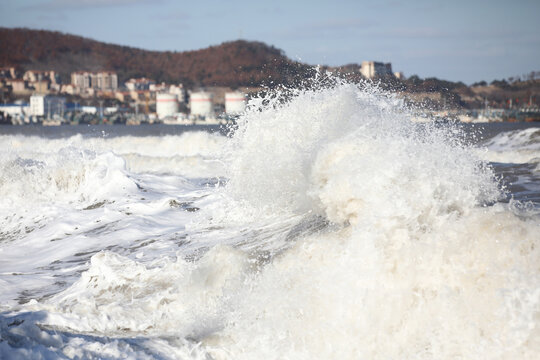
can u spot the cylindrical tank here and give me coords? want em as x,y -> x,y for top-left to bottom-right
190,92 -> 213,116
156,93 -> 178,119
225,92 -> 246,114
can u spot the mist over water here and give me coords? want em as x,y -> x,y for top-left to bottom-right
1,81 -> 539,359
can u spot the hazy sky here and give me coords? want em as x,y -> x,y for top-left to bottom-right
1,0 -> 539,84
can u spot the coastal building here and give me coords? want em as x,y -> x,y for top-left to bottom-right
0,103 -> 29,118
0,102 -> 30,124
23,70 -> 41,82
115,91 -> 132,103
71,71 -> 95,89
85,88 -> 96,97
81,106 -> 97,114
0,67 -> 18,79
129,90 -> 151,103
169,84 -> 186,103
225,91 -> 246,114
149,82 -> 168,93
32,80 -> 50,93
360,61 -> 393,79
71,71 -> 118,91
5,79 -> 27,93
23,70 -> 59,84
49,83 -> 61,92
60,84 -> 78,95
96,72 -> 118,91
125,78 -> 155,91
29,94 -> 65,118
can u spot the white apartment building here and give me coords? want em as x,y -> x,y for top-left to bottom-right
71,71 -> 94,89
71,71 -> 118,91
96,72 -> 118,91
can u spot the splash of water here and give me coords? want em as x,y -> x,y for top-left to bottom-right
2,79 -> 539,359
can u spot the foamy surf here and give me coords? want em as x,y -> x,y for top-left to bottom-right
480,127 -> 540,163
1,81 -> 539,359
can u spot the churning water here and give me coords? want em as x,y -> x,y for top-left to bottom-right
1,82 -> 539,359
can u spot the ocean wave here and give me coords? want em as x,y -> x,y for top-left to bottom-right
0,148 -> 137,206
219,82 -> 499,229
480,127 -> 540,163
2,80 -> 539,359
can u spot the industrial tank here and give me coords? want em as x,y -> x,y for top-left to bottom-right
225,92 -> 246,114
156,93 -> 178,119
190,92 -> 213,117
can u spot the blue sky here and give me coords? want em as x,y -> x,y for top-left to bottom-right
1,0 -> 539,84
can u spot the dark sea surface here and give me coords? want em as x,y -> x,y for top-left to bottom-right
0,123 -> 226,138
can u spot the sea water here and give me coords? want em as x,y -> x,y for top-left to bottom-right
0,82 -> 539,359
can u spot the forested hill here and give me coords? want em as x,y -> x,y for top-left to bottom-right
0,28 -> 311,87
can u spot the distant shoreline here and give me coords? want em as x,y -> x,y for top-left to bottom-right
0,122 -> 538,142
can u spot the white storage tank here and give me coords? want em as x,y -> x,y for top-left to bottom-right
225,92 -> 246,114
156,93 -> 178,119
190,92 -> 213,116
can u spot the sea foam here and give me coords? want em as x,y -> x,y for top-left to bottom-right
1,80 -> 539,359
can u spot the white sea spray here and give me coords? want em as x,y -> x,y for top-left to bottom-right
0,81 -> 539,359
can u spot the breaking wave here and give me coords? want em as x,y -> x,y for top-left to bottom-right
1,80 -> 539,359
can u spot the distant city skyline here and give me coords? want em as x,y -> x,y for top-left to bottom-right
1,0 -> 539,84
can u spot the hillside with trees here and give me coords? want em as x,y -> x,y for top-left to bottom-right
1,28 -> 538,110
0,28 -> 312,88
